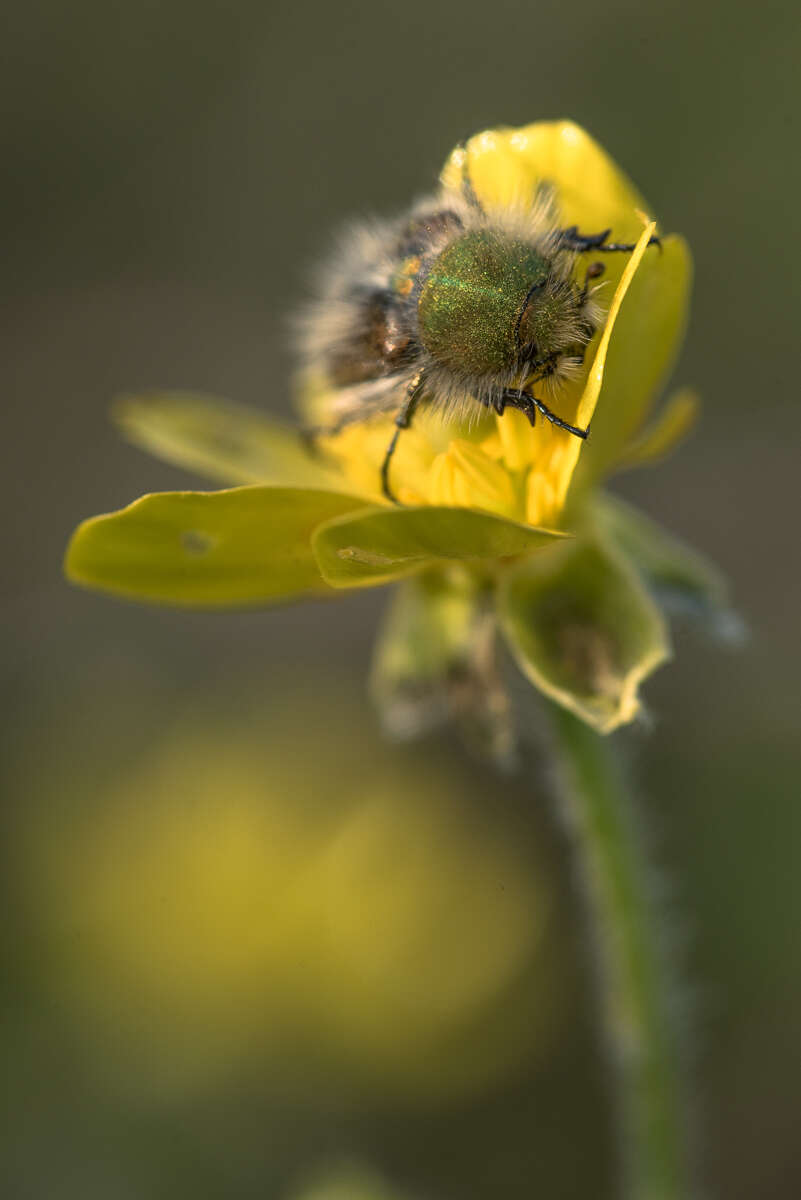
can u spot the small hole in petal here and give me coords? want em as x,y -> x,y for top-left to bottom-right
181,529 -> 217,555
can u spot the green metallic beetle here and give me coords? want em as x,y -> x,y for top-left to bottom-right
297,146 -> 659,500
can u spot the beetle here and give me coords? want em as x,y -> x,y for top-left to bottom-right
297,146 -> 659,500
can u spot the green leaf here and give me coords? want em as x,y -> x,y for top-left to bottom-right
65,486 -> 366,607
596,493 -> 741,638
573,235 -> 693,493
114,391 -> 350,490
312,505 -> 568,589
497,531 -> 671,733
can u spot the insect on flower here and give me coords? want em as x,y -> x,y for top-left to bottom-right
65,119 -> 719,734
297,142 -> 661,501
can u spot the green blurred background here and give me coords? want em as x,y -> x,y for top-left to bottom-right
2,2 -> 800,1197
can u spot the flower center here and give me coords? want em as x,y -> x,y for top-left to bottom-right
318,405 -> 578,529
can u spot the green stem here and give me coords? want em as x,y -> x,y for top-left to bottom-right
547,702 -> 693,1200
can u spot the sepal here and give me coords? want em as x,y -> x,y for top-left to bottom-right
596,493 -> 742,641
370,570 -> 515,766
497,528 -> 671,733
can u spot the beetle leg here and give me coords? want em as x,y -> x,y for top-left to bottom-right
496,388 -> 589,439
380,371 -> 427,502
558,224 -> 662,254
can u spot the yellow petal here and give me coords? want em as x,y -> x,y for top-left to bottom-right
493,407 -> 537,473
577,221 -> 656,431
573,234 -> 693,490
440,121 -> 647,238
64,486 -> 366,607
114,391 -> 346,491
441,440 -> 518,516
317,418 -> 437,505
549,220 -> 656,515
525,467 -> 562,528
427,451 -> 464,508
312,505 -> 568,590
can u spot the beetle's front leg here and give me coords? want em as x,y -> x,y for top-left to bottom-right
380,371 -> 427,502
494,389 -> 589,440
558,224 -> 662,254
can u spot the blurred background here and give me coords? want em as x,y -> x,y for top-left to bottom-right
2,2 -> 800,1197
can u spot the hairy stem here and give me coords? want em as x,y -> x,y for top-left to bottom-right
547,703 -> 693,1200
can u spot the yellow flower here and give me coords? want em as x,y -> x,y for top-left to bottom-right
64,122 -> 731,738
307,225 -> 644,529
299,123 -> 687,528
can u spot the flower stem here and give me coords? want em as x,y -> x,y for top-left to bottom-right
546,702 -> 693,1200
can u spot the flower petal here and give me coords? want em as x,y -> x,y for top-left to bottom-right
497,531 -> 671,733
596,494 -> 741,640
115,391 -> 350,490
65,486 -> 366,607
428,439 -> 518,516
573,234 -> 693,491
529,219 -> 657,522
440,122 -> 647,237
312,506 -> 568,589
555,220 -> 657,508
310,414 -> 441,506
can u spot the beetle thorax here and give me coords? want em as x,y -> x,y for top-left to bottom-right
417,231 -> 551,377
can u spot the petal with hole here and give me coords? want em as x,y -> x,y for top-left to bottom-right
65,486 -> 367,607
